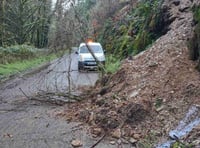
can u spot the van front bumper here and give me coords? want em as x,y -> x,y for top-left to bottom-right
78,61 -> 105,70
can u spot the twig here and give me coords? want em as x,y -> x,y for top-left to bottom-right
37,92 -> 82,101
90,133 -> 106,148
30,91 -> 83,105
19,88 -> 31,99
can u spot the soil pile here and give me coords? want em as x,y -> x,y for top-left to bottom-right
59,0 -> 200,146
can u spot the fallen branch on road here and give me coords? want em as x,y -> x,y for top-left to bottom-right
19,88 -> 83,106
90,133 -> 106,148
19,88 -> 31,99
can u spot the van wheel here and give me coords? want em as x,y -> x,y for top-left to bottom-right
78,64 -> 82,72
78,66 -> 81,72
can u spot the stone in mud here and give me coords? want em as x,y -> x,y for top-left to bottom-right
112,128 -> 121,139
92,128 -> 102,136
129,137 -> 137,144
71,139 -> 82,147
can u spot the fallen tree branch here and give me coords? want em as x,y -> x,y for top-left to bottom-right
37,92 -> 82,101
19,88 -> 31,100
19,87 -> 83,105
31,91 -> 83,105
30,97 -> 68,105
90,133 -> 106,148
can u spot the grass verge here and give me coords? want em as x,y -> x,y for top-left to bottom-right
0,54 -> 57,78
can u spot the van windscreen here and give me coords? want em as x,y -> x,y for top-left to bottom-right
80,45 -> 103,53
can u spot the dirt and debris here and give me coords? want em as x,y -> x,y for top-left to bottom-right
56,0 -> 200,147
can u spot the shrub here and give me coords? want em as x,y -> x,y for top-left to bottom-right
98,0 -> 164,59
0,45 -> 37,64
105,55 -> 121,74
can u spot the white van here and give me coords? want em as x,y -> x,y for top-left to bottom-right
76,42 -> 105,71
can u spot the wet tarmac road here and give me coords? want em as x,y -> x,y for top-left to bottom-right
0,54 -> 131,148
0,53 -> 99,99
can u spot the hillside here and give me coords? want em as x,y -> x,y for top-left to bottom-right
59,0 -> 200,147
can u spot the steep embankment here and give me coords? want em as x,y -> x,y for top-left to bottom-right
60,0 -> 200,146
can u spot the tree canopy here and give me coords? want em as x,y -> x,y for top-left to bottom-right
0,0 -> 51,48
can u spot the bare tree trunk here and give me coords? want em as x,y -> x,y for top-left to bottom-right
0,0 -> 5,46
67,49 -> 72,93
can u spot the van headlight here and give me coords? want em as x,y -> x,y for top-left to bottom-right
98,56 -> 105,61
79,55 -> 84,62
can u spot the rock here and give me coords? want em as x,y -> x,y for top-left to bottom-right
172,0 -> 180,6
92,128 -> 102,136
193,140 -> 200,145
130,90 -> 139,98
71,139 -> 82,147
117,139 -> 122,144
112,129 -> 121,139
129,137 -> 137,144
110,141 -> 116,145
179,0 -> 192,12
148,62 -> 158,67
88,112 -> 94,123
194,124 -> 200,130
121,138 -> 129,144
3,133 -> 13,138
179,6 -> 190,12
99,87 -> 108,96
156,106 -> 164,112
133,133 -> 140,140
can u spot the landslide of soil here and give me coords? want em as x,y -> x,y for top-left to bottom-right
59,0 -> 200,146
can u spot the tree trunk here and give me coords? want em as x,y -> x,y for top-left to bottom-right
0,0 -> 5,46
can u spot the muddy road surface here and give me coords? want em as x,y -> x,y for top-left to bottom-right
0,54 -> 130,148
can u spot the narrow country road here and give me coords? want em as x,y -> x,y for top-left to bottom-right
0,53 -> 130,148
0,53 -> 99,100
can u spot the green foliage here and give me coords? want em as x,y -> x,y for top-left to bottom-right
0,45 -> 38,64
98,0 -> 164,59
189,6 -> 200,71
0,0 -> 51,48
172,141 -> 194,148
155,98 -> 163,108
137,132 -> 158,148
134,30 -> 153,54
193,6 -> 200,21
105,55 -> 121,74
